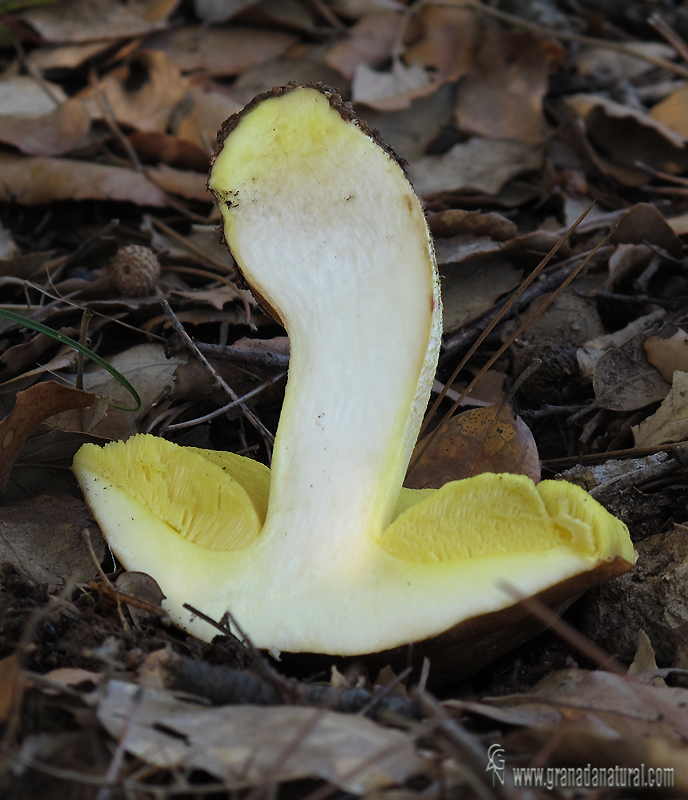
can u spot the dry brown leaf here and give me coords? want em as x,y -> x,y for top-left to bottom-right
27,41 -> 113,72
82,50 -> 186,133
128,131 -> 209,172
97,680 -> 430,792
594,333 -> 670,412
194,0 -> 258,23
330,0 -> 404,17
632,371 -> 688,447
242,0 -> 316,32
351,58 -> 438,111
610,203 -> 683,258
0,381 -> 96,496
405,404 -> 540,489
649,82 -> 688,138
577,309 -> 666,380
0,153 -> 208,206
0,495 -> 106,590
325,12 -> 404,80
605,243 -> 653,289
405,4 -> 480,81
440,255 -> 521,333
407,137 -> 543,196
355,81 -> 456,162
434,236 -> 500,265
40,668 -> 104,691
0,76 -> 68,116
455,31 -> 553,143
0,99 -> 91,157
48,343 -> 185,439
427,209 -> 517,241
172,285 -> 240,309
146,24 -> 298,76
20,0 -> 168,43
644,325 -> 688,384
231,57 -> 349,104
174,86 -> 242,151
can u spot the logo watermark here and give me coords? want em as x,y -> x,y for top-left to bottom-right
486,744 -> 505,786
485,753 -> 674,791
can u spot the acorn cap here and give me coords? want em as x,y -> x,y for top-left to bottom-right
110,245 -> 160,297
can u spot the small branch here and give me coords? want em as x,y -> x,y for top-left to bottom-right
160,299 -> 275,446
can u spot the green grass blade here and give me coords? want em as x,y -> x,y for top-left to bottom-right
0,308 -> 142,412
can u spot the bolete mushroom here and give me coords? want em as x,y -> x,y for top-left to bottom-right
73,85 -> 634,680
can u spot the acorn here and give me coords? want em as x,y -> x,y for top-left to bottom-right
110,245 -> 160,296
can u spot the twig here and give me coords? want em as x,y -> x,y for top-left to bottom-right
194,341 -> 290,370
160,298 -> 274,447
163,371 -> 286,431
649,13 -> 688,65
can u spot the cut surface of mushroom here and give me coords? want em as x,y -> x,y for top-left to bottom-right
73,85 -> 634,662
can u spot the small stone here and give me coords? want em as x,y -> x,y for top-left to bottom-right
110,245 -> 160,296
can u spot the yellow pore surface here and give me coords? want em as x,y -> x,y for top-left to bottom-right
75,434 -> 634,564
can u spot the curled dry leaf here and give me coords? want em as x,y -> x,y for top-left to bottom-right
644,325 -> 688,384
351,58 -> 438,111
325,11 -> 404,80
0,98 -> 91,157
404,4 -> 480,81
405,404 -> 541,490
20,0 -> 168,43
594,333 -> 670,413
0,381 -> 96,496
565,94 -> 688,184
146,24 -> 298,76
0,153 -> 209,206
0,495 -> 106,591
97,680 -> 430,793
632,371 -> 688,447
407,137 -> 543,196
427,209 -> 518,241
82,50 -> 186,133
455,31 -> 554,144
